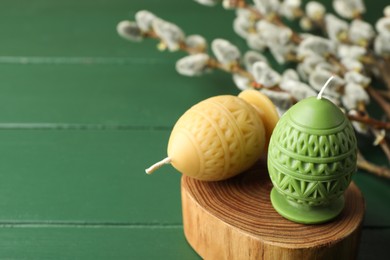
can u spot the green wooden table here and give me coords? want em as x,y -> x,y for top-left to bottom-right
0,0 -> 388,259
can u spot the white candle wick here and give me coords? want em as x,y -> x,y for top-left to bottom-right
317,75 -> 335,100
145,157 -> 171,174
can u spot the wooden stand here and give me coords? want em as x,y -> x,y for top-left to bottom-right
181,162 -> 365,260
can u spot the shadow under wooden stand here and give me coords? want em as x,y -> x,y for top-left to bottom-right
181,161 -> 365,259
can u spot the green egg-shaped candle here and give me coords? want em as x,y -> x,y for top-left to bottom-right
267,86 -> 358,224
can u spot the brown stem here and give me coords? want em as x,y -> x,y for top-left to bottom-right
307,18 -> 327,34
179,42 -> 206,54
367,86 -> 390,119
347,114 -> 390,130
145,31 -> 206,54
208,58 -> 255,82
236,0 -> 250,9
271,16 -> 302,44
230,63 -> 256,81
357,151 -> 390,179
377,90 -> 390,101
362,53 -> 390,90
326,54 -> 348,75
378,130 -> 390,157
143,31 -> 159,39
207,58 -> 227,71
357,103 -> 390,162
371,128 -> 390,162
359,54 -> 376,66
250,82 -> 264,89
376,56 -> 390,90
239,2 -> 263,20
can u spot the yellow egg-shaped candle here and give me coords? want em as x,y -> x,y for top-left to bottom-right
238,89 -> 279,151
146,89 -> 279,181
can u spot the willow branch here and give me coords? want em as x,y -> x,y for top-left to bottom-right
357,151 -> 390,179
375,56 -> 390,91
367,86 -> 390,119
348,114 -> 390,130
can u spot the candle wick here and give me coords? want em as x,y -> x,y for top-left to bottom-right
145,157 -> 171,174
317,75 -> 335,100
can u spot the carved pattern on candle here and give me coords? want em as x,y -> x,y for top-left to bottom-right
169,95 -> 265,181
268,115 -> 357,207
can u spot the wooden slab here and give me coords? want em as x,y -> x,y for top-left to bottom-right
181,161 -> 365,260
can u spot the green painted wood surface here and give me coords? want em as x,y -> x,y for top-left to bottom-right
0,64 -> 236,126
0,0 -> 388,259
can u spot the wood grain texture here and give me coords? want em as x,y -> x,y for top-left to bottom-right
182,161 -> 365,259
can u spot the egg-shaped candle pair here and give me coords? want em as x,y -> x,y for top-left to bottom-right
146,89 -> 279,181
